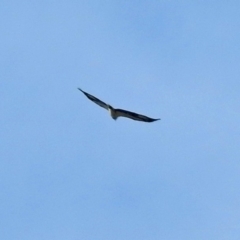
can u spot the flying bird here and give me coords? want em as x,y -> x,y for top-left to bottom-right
78,88 -> 160,123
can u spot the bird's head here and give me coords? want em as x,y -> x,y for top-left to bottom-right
107,105 -> 113,110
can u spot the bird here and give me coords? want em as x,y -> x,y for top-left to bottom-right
78,88 -> 160,123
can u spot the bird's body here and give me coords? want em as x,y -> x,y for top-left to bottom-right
108,105 -> 118,120
78,88 -> 160,123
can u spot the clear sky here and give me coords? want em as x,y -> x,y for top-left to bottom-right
1,1 -> 240,239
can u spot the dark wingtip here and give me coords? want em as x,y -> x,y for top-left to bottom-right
151,118 -> 161,122
78,88 -> 85,94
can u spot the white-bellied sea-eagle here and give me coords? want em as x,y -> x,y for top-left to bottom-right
78,88 -> 160,123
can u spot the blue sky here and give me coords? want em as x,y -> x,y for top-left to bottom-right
1,1 -> 240,239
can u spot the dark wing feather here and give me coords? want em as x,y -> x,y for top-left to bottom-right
78,88 -> 108,110
115,109 -> 160,122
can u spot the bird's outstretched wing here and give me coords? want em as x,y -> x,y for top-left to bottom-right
78,88 -> 108,110
115,109 -> 160,122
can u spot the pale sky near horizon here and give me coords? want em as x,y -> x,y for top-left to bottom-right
1,1 -> 240,239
